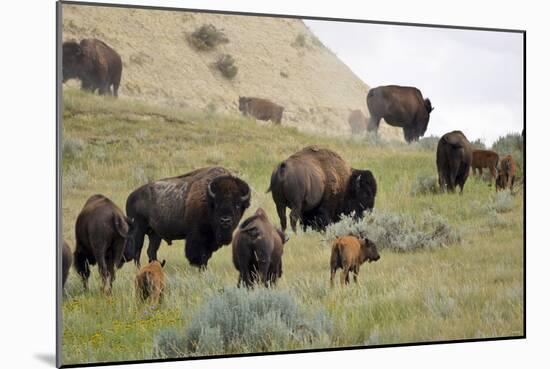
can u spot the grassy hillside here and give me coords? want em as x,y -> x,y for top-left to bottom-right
61,91 -> 523,365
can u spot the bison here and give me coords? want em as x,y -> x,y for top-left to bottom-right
436,131 -> 473,194
366,85 -> 434,142
496,155 -> 517,191
232,208 -> 288,288
126,167 -> 251,269
330,235 -> 380,287
268,146 -> 377,232
74,194 -> 134,294
238,96 -> 284,124
62,38 -> 122,97
348,109 -> 368,135
135,260 -> 166,305
472,149 -> 499,180
62,240 -> 73,290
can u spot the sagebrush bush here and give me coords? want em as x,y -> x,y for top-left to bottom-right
324,210 -> 461,252
411,174 -> 439,196
63,137 -> 85,160
63,166 -> 88,190
292,33 -> 307,48
487,190 -> 515,213
154,287 -> 332,357
188,24 -> 229,51
153,329 -> 186,358
215,54 -> 238,79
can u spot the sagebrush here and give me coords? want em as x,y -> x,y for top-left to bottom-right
188,24 -> 229,51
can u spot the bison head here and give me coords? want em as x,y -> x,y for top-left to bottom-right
207,175 -> 251,245
345,169 -> 378,217
62,41 -> 84,82
118,218 -> 137,268
238,96 -> 249,113
360,238 -> 380,263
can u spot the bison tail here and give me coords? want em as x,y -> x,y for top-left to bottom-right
113,214 -> 129,238
267,162 -> 287,193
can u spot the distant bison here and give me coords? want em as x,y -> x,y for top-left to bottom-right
238,96 -> 284,124
62,38 -> 122,97
436,131 -> 473,194
348,109 -> 368,135
62,240 -> 73,290
232,208 -> 288,288
367,85 -> 434,142
268,146 -> 377,232
135,260 -> 166,305
472,149 -> 499,180
74,194 -> 134,294
330,235 -> 380,287
126,167 -> 251,269
496,155 -> 517,191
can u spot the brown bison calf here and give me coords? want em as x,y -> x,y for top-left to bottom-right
496,155 -> 517,191
232,208 -> 288,288
135,260 -> 166,305
62,240 -> 73,290
471,149 -> 499,180
238,96 -> 284,124
330,236 -> 380,287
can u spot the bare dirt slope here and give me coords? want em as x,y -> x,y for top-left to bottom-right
62,4 -> 402,140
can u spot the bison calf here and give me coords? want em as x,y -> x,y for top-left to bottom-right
472,149 -> 499,180
330,235 -> 380,287
496,155 -> 517,191
135,260 -> 166,305
62,240 -> 73,290
238,96 -> 284,124
232,208 -> 288,288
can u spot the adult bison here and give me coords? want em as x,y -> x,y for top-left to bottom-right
471,149 -> 499,180
268,146 -> 377,232
126,167 -> 251,269
62,38 -> 122,97
436,131 -> 473,194
74,194 -> 134,294
366,85 -> 434,142
348,109 -> 368,135
238,96 -> 284,124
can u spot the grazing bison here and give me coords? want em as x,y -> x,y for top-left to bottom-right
62,240 -> 73,290
238,96 -> 284,124
232,208 -> 288,288
366,85 -> 434,142
472,149 -> 499,180
62,38 -> 122,97
436,131 -> 473,194
74,194 -> 133,294
268,146 -> 377,232
496,155 -> 517,191
135,260 -> 166,305
126,167 -> 251,269
330,235 -> 380,287
348,109 -> 368,135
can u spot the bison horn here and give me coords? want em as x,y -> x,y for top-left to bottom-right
207,181 -> 216,199
241,187 -> 251,203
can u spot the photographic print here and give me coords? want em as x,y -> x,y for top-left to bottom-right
57,1 -> 525,367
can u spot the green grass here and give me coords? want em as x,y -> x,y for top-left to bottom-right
61,89 -> 524,365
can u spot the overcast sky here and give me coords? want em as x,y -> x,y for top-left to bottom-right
305,20 -> 524,145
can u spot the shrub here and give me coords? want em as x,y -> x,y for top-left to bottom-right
153,329 -> 186,358
292,33 -> 307,48
63,166 -> 88,190
324,210 -> 461,252
188,24 -> 229,51
411,174 -> 439,196
215,54 -> 238,79
487,190 -> 515,213
413,135 -> 440,151
492,132 -> 522,155
63,137 -> 85,161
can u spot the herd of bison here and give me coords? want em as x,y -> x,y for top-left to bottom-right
61,37 -> 521,304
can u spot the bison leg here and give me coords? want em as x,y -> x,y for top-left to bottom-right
276,203 -> 287,232
367,116 -> 381,133
259,261 -> 270,288
131,226 -> 146,268
96,253 -> 111,295
289,207 -> 303,233
73,249 -> 90,291
184,235 -> 213,270
437,170 -> 446,193
330,268 -> 337,288
147,233 -> 162,263
341,266 -> 350,286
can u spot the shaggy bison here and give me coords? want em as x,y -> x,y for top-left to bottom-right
348,109 -> 368,135
238,96 -> 284,124
74,194 -> 134,294
330,235 -> 380,287
232,208 -> 288,288
62,38 -> 122,97
126,167 -> 251,269
496,155 -> 517,191
366,85 -> 434,142
62,240 -> 73,290
436,131 -> 473,194
268,146 -> 377,232
472,149 -> 499,180
135,260 -> 166,305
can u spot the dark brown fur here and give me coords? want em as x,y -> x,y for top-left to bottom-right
472,149 -> 499,180
348,109 -> 368,135
330,236 -> 380,287
496,155 -> 517,191
62,240 -> 73,290
232,208 -> 288,288
367,85 -> 434,142
135,260 -> 166,305
126,167 -> 251,269
62,38 -> 123,97
74,194 -> 133,294
239,96 -> 284,124
436,131 -> 473,194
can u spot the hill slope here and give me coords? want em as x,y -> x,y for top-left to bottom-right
62,3 -> 403,140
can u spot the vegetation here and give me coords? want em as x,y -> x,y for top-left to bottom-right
61,90 -> 523,365
214,54 -> 238,79
188,24 -> 229,51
